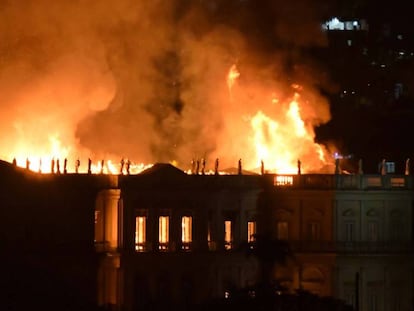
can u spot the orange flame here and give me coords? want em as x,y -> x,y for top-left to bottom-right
10,133 -> 152,175
226,64 -> 332,174
3,62 -> 332,176
227,64 -> 240,100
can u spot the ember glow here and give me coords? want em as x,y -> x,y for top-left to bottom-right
3,63 -> 333,175
0,1 -> 335,175
227,64 -> 240,100
2,62 -> 332,175
224,65 -> 332,174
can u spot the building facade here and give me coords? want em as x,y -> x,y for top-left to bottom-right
1,160 -> 413,311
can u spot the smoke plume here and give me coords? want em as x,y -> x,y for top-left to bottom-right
0,0 -> 336,171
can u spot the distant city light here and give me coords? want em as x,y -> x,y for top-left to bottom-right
334,152 -> 352,160
322,17 -> 368,31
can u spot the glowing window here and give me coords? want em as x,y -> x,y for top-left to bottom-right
277,221 -> 288,240
247,221 -> 256,242
207,222 -> 212,243
207,220 -> 216,251
274,176 -> 293,186
391,177 -> 405,187
224,220 -> 233,250
94,209 -> 103,248
159,216 -> 169,251
135,216 -> 146,252
181,216 -> 192,250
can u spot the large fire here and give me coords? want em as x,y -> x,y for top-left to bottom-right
248,92 -> 328,174
224,65 -> 332,174
0,1 -> 338,176
2,63 -> 333,175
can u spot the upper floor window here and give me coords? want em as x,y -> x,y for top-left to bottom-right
135,216 -> 147,252
224,220 -> 233,250
207,210 -> 216,251
308,222 -> 321,240
274,176 -> 293,186
181,216 -> 192,250
277,221 -> 289,240
159,216 -> 169,251
368,291 -> 378,311
94,210 -> 100,224
345,222 -> 355,241
390,221 -> 403,240
367,222 -> 378,241
247,221 -> 256,243
207,221 -> 214,250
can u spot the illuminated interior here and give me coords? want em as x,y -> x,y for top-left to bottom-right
158,216 -> 169,250
224,220 -> 233,250
181,216 -> 192,250
247,221 -> 256,242
274,176 -> 294,186
135,216 -> 146,252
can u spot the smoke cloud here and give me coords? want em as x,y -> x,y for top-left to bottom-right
0,0 -> 336,171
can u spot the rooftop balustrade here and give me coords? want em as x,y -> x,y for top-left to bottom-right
270,174 -> 413,190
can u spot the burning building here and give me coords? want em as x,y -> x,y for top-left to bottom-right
1,158 -> 413,311
1,2 -> 413,310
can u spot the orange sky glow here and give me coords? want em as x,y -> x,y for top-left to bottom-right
0,1 -> 337,175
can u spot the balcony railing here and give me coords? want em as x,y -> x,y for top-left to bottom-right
288,240 -> 414,253
181,242 -> 192,251
94,241 -> 120,253
271,174 -> 413,190
96,239 -> 414,254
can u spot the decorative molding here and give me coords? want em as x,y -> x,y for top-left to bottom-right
275,208 -> 294,217
310,208 -> 324,217
366,209 -> 379,217
302,267 -> 324,283
342,209 -> 355,217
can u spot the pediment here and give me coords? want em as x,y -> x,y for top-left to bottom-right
302,267 -> 324,283
275,208 -> 293,217
342,209 -> 355,217
366,209 -> 379,217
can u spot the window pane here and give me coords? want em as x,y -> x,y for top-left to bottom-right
182,216 -> 192,250
277,221 -> 288,240
308,222 -> 320,240
247,221 -> 256,242
135,216 -> 146,251
159,216 -> 169,250
224,220 -> 232,250
368,222 -> 378,241
345,222 -> 354,241
207,220 -> 216,251
390,222 -> 403,240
